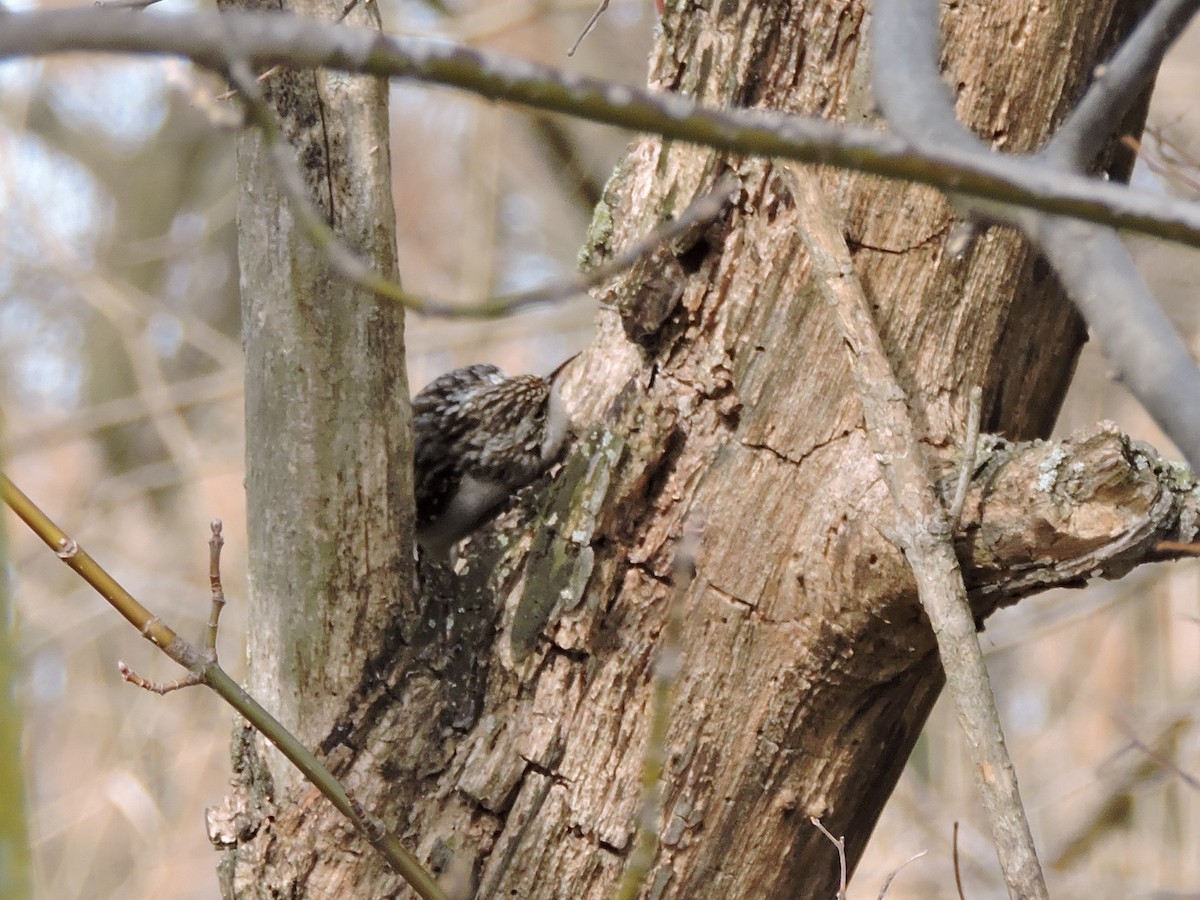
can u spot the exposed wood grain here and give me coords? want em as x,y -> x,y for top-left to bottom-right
446,1 -> 1158,896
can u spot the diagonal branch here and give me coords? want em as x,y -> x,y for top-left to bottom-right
867,0 -> 989,153
1047,0 -> 1200,169
873,0 -> 1200,474
0,472 -> 448,900
785,165 -> 1050,900
1025,213 -> 1200,471
4,10 -> 1200,247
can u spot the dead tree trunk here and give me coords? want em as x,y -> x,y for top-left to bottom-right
217,1 -> 1165,898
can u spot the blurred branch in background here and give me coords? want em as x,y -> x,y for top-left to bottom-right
1051,715 -> 1196,872
0,426 -> 34,900
1138,124 -> 1200,197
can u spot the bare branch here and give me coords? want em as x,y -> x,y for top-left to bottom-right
1025,213 -> 1200,473
567,0 -> 608,57
1048,0 -> 1200,168
4,10 -> 1200,248
0,472 -> 448,900
873,0 -> 1200,473
786,165 -> 1049,900
871,0 -> 987,154
869,3 -> 1198,886
526,113 -> 605,211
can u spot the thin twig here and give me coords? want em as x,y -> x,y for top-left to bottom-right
206,518 -> 226,653
953,822 -> 966,900
1141,126 -> 1200,196
0,472 -> 449,900
1112,717 -> 1200,792
118,662 -> 203,694
948,386 -> 983,527
567,0 -> 608,56
93,0 -> 165,9
1154,539 -> 1200,556
614,521 -> 701,900
6,11 -> 1200,248
876,849 -> 927,900
786,163 -> 1048,900
810,817 -> 848,900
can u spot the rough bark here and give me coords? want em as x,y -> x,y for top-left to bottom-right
454,2 -> 1158,896
211,1 -> 1180,898
210,0 -> 416,894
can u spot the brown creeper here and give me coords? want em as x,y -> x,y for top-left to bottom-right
412,359 -> 574,558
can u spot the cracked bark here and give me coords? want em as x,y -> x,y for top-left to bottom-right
211,0 -> 417,894
210,0 -> 1188,898
441,2 -> 1167,896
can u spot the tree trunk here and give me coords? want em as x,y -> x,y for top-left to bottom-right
216,1 -> 1159,897
211,0 -> 417,894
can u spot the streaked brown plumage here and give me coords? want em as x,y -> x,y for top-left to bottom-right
412,362 -> 572,558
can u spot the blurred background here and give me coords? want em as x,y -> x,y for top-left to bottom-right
0,2 -> 1196,897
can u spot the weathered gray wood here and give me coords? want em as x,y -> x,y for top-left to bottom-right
216,0 -> 417,894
